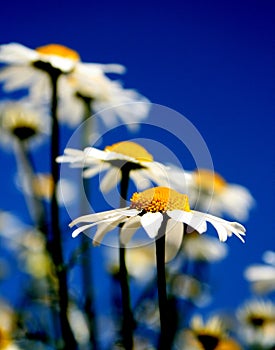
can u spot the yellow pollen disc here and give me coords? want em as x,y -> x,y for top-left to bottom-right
130,187 -> 190,213
105,141 -> 154,162
194,169 -> 227,194
36,44 -> 80,61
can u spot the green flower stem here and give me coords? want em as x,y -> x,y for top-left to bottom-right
48,71 -> 77,350
155,215 -> 170,350
80,96 -> 98,350
15,141 -> 60,346
119,165 -> 134,350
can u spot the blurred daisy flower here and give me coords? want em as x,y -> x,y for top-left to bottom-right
16,172 -> 77,207
169,167 -> 255,221
237,299 -> 275,348
0,100 -> 50,148
57,141 -> 169,193
176,314 -> 241,350
69,187 -> 246,262
106,244 -> 156,282
170,273 -> 211,307
181,231 -> 228,262
244,250 -> 275,294
0,43 -> 149,127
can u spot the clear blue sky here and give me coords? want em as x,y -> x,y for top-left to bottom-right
0,0 -> 274,319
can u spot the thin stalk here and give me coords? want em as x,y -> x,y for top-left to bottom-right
48,71 -> 77,350
155,216 -> 170,350
80,96 -> 98,350
14,141 -> 59,347
119,166 -> 134,350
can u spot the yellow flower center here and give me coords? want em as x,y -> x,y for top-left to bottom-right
105,141 -> 154,162
36,44 -> 80,61
130,187 -> 190,213
194,169 -> 227,194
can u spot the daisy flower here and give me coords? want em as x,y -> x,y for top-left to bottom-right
244,250 -> 275,294
176,315 -> 241,350
181,231 -> 228,262
0,100 -> 50,148
69,186 -> 246,262
169,166 -> 255,221
0,43 -> 149,127
237,299 -> 275,347
57,141 -> 169,193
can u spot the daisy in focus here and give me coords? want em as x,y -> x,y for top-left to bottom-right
237,299 -> 275,348
176,315 -> 242,350
57,141 -> 169,193
0,42 -> 149,127
244,250 -> 275,294
69,186 -> 246,262
169,166 -> 255,221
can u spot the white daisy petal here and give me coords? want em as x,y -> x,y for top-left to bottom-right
69,207 -> 130,226
100,167 -> 122,193
72,223 -> 97,238
167,210 -> 193,224
165,219 -> 184,262
83,163 -> 109,178
140,212 -> 163,239
120,216 -> 141,245
93,218 -> 125,246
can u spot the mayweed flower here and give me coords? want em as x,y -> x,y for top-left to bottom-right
181,231 -> 228,262
0,100 -> 50,148
69,187 -> 246,262
237,299 -> 275,348
169,167 -> 254,221
17,172 -> 77,206
0,43 -> 149,127
176,315 -> 242,350
244,251 -> 275,294
57,141 -> 169,193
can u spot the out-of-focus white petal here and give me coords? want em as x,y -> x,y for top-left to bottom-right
100,167 -> 121,193
165,219 -> 183,262
93,218 -> 125,246
120,216 -> 141,245
140,212 -> 163,239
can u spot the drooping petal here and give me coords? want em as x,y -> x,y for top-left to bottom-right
120,216 -> 141,245
69,207 -> 130,226
72,222 -> 98,238
93,217 -> 125,246
165,219 -> 184,262
140,212 -> 163,239
100,167 -> 121,193
83,163 -> 109,178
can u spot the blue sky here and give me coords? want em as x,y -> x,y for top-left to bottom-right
0,0 -> 274,324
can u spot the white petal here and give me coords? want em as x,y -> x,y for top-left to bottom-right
83,164 -> 108,178
140,212 -> 163,239
83,147 -> 108,160
69,207 -> 130,226
72,223 -> 97,238
100,167 -> 121,193
166,210 -> 202,235
120,216 -> 141,245
93,218 -> 125,246
165,219 -> 184,262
